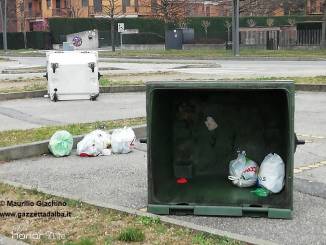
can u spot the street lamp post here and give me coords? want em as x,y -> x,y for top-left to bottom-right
232,0 -> 240,56
0,0 -> 8,53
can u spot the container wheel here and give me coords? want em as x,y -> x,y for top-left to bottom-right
90,94 -> 99,101
53,93 -> 58,102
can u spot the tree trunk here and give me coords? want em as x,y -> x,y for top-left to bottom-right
111,19 -> 116,52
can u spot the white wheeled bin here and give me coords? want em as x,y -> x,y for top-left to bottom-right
45,51 -> 101,101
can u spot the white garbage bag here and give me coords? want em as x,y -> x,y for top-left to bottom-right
258,153 -> 285,193
111,127 -> 136,154
77,130 -> 111,157
228,151 -> 258,188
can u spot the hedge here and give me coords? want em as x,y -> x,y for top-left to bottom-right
98,31 -> 164,47
49,15 -> 323,44
0,33 -> 25,49
0,32 -> 51,50
26,32 -> 51,50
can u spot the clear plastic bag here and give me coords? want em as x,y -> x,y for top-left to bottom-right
77,130 -> 111,157
258,153 -> 285,193
111,127 -> 136,154
228,151 -> 258,188
48,130 -> 73,157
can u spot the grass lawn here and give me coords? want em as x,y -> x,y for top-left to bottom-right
1,48 -> 326,59
0,183 -> 243,245
99,48 -> 326,59
0,117 -> 146,148
99,76 -> 326,86
0,75 -> 325,94
260,76 -> 326,84
0,49 -> 45,57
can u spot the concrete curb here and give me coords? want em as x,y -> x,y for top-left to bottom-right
0,178 -> 276,245
295,83 -> 326,92
0,83 -> 325,101
0,86 -> 146,101
0,90 -> 47,101
0,125 -> 146,162
2,54 -> 326,61
98,55 -> 326,61
99,85 -> 145,93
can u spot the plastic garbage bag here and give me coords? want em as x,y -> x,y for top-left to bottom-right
77,130 -> 111,157
111,127 -> 136,154
258,153 -> 285,193
251,187 -> 270,197
48,130 -> 73,157
228,151 -> 258,188
205,116 -> 218,131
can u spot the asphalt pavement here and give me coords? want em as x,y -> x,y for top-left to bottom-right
1,57 -> 326,79
0,91 -> 326,171
0,148 -> 325,245
0,92 -> 146,131
0,91 -> 326,244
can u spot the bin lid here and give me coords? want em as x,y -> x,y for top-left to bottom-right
47,51 -> 97,65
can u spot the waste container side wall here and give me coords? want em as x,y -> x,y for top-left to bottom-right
147,81 -> 295,219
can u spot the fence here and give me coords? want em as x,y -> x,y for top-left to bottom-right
240,25 -> 322,50
0,32 -> 51,50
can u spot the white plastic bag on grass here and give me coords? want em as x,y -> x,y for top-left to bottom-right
111,127 -> 136,154
228,151 -> 258,188
258,153 -> 285,193
77,130 -> 111,157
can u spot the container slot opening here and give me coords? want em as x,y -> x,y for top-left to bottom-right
170,208 -> 194,215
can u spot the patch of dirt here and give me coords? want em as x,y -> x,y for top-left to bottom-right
0,78 -> 46,93
109,72 -> 220,83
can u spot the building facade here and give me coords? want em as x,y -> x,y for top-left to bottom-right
306,0 -> 325,15
7,0 -> 231,32
7,0 -> 322,33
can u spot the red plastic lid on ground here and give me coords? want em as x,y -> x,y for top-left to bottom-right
176,178 -> 188,184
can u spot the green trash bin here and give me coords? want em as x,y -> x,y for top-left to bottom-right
146,81 -> 302,219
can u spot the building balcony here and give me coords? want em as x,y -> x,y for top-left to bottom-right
25,10 -> 42,19
88,6 -> 103,16
52,8 -> 72,17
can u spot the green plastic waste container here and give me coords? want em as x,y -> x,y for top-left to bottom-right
146,81 -> 301,219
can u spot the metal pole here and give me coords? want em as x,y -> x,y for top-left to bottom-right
235,0 -> 240,56
120,32 -> 123,54
3,0 -> 7,53
232,0 -> 235,55
232,0 -> 240,56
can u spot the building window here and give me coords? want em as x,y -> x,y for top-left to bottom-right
206,6 -> 210,16
47,0 -> 51,8
82,0 -> 89,7
122,0 -> 130,13
28,1 -> 32,11
56,0 -> 61,9
135,0 -> 139,12
94,0 -> 102,13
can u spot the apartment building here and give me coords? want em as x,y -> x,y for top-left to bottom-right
306,0 -> 325,15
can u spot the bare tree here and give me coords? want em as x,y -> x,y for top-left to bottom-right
69,1 -> 83,18
143,0 -> 191,31
220,0 -> 305,16
201,20 -> 210,40
102,0 -> 122,52
70,7 -> 83,17
224,20 -> 232,43
16,0 -> 27,48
